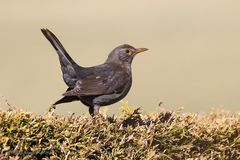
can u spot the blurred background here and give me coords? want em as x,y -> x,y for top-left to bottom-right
0,0 -> 239,115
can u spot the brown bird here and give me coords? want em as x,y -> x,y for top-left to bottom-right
41,29 -> 148,116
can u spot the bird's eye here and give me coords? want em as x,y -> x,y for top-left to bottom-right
125,49 -> 131,54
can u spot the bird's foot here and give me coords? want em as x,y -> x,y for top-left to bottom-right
89,105 -> 101,117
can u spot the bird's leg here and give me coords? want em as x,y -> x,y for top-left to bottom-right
88,105 -> 100,116
89,106 -> 94,116
94,105 -> 100,115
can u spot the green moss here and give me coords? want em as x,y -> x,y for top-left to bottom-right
0,105 -> 239,159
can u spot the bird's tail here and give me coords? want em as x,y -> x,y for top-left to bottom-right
41,28 -> 82,87
41,28 -> 79,68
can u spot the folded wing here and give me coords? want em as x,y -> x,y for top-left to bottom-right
63,69 -> 130,96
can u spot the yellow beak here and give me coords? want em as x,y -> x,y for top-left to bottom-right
134,48 -> 148,54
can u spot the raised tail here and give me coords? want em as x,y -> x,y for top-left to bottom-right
41,28 -> 80,87
41,28 -> 78,67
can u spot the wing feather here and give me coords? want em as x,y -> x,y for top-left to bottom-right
63,69 -> 129,96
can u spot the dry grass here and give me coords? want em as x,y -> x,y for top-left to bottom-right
0,102 -> 239,160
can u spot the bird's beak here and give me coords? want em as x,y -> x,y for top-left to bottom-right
134,48 -> 148,54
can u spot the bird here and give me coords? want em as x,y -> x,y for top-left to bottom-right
41,28 -> 148,116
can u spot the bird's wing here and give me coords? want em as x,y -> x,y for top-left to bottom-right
63,69 -> 130,96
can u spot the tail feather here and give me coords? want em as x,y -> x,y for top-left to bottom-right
41,28 -> 81,87
41,28 -> 78,67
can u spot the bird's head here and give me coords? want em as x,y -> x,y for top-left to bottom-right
105,44 -> 148,66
